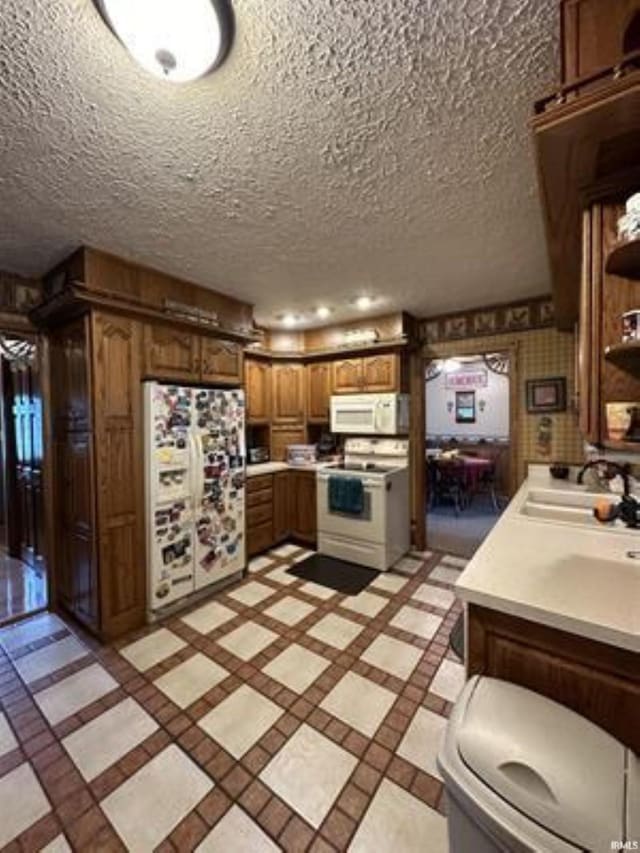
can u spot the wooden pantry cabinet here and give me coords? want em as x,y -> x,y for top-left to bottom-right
50,311 -> 145,638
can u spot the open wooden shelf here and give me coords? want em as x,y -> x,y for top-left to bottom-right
605,238 -> 640,280
604,340 -> 640,370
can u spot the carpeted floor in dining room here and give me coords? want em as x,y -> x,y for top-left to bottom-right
0,543 -> 468,852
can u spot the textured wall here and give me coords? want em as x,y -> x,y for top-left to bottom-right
424,327 -> 584,484
0,0 -> 558,328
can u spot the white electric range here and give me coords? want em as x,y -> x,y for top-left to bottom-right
316,438 -> 410,571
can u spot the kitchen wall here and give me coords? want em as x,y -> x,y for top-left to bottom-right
423,326 -> 584,483
426,357 -> 510,440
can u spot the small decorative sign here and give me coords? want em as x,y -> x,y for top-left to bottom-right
445,368 -> 488,390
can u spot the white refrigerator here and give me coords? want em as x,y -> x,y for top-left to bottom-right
144,382 -> 246,613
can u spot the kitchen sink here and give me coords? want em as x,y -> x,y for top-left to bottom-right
519,488 -> 620,528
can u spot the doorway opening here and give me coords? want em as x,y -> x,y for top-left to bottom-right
0,334 -> 47,625
425,351 -> 512,558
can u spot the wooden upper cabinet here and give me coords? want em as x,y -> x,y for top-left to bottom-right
144,325 -> 200,381
332,358 -> 364,394
361,354 -> 400,392
272,363 -> 305,424
200,339 -> 243,385
306,363 -> 332,423
245,359 -> 271,423
561,0 -> 640,84
332,353 -> 401,394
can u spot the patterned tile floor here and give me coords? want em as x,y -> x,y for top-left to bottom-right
0,544 -> 467,852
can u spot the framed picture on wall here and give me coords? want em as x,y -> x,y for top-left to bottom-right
455,391 -> 476,423
526,377 -> 567,413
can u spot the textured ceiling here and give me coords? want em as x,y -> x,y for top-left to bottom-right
0,0 -> 558,327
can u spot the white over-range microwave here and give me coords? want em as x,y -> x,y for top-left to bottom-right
330,393 -> 410,435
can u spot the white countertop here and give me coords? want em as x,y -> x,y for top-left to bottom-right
246,461 -> 336,477
455,466 -> 640,653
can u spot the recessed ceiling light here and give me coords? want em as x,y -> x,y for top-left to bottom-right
316,306 -> 332,320
282,314 -> 298,327
94,0 -> 233,83
355,296 -> 374,310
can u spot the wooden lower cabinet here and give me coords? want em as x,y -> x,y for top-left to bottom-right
273,471 -> 290,541
467,604 -> 640,753
247,470 -> 317,555
289,471 -> 317,544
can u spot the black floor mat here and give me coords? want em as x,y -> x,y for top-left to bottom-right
286,554 -> 379,595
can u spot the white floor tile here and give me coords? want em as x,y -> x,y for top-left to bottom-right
270,544 -> 300,558
410,550 -> 433,560
14,635 -> 88,684
181,601 -> 236,635
248,555 -> 274,573
349,779 -> 448,853
441,555 -> 468,569
307,613 -> 364,650
0,711 -> 17,758
370,573 -> 409,594
217,621 -> 278,661
430,565 -> 462,585
320,672 -> 395,737
196,805 -> 279,852
261,724 -> 357,829
265,565 -> 297,586
291,549 -> 315,563
101,745 -> 212,851
430,659 -> 466,703
300,582 -> 336,601
393,556 -> 424,575
397,707 -> 447,780
63,698 -> 158,781
154,653 -> 228,709
0,613 -> 66,655
34,662 -> 118,726
263,644 -> 331,694
40,835 -> 72,853
390,605 -> 442,640
360,634 -> 422,680
411,584 -> 455,611
340,590 -> 388,618
227,581 -> 275,608
0,763 -> 50,848
198,685 -> 282,758
120,628 -> 186,672
263,596 -> 315,627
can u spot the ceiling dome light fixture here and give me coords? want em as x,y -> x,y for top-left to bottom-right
282,314 -> 299,328
355,295 -> 374,311
94,0 -> 234,83
316,306 -> 332,320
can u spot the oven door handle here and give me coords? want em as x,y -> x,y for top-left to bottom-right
317,474 -> 383,488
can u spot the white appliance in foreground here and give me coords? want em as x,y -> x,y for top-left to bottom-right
317,438 -> 410,571
144,382 -> 246,615
330,392 -> 409,435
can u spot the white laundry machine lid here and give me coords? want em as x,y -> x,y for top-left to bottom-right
457,678 -> 626,851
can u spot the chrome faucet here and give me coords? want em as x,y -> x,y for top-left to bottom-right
577,459 -> 632,496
